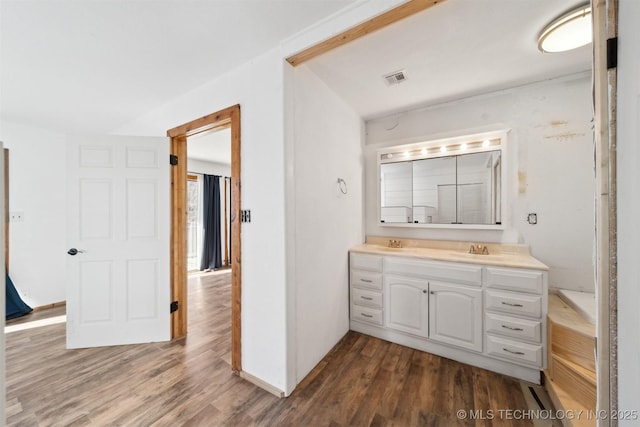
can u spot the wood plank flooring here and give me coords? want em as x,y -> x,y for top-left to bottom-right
6,271 -> 533,426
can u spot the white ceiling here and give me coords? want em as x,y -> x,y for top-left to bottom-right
0,0 -> 356,133
305,0 -> 592,120
0,0 -> 592,135
188,127 -> 231,165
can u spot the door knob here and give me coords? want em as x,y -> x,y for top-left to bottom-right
67,248 -> 85,256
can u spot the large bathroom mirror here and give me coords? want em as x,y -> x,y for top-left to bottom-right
378,130 -> 506,229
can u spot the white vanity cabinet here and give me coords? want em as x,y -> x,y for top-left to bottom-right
350,253 -> 384,326
428,281 -> 483,351
384,275 -> 429,337
349,249 -> 548,384
484,267 -> 546,369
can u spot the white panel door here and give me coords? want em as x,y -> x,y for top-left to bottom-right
66,135 -> 170,348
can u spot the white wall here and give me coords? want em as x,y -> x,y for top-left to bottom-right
365,73 -> 594,292
0,121 -> 67,306
114,48 -> 291,393
1,143 -> 6,426
616,0 -> 640,420
288,65 -> 364,385
114,0 -> 409,395
187,158 -> 231,178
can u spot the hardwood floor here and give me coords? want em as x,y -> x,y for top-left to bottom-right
6,271 -> 534,426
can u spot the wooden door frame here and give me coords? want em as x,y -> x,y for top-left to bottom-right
167,104 -> 242,373
593,0 -> 618,418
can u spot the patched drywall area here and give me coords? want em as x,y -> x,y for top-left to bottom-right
365,73 -> 594,292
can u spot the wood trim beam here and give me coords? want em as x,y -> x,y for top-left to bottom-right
229,105 -> 242,373
285,0 -> 444,67
167,106 -> 236,138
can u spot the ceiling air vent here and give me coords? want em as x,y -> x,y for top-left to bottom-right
383,70 -> 407,86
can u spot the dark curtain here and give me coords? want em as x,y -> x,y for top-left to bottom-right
200,175 -> 222,270
6,271 -> 32,320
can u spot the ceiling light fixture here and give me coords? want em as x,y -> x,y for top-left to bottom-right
538,4 -> 592,53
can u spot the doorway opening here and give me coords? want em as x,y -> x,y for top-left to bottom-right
186,128 -> 232,273
167,105 -> 242,373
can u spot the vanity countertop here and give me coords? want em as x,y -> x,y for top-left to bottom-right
351,237 -> 549,271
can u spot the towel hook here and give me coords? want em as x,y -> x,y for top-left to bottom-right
337,178 -> 347,195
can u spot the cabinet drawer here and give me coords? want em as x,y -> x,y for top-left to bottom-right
486,267 -> 544,294
351,305 -> 383,325
351,270 -> 382,290
384,257 -> 482,286
486,313 -> 542,343
350,253 -> 383,272
486,290 -> 542,318
486,335 -> 543,367
352,288 -> 382,309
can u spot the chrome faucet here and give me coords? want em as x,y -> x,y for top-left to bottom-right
388,239 -> 403,248
469,244 -> 489,255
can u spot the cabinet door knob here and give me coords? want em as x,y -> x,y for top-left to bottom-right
429,291 -> 434,294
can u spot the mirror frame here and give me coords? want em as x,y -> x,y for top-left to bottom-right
377,129 -> 509,230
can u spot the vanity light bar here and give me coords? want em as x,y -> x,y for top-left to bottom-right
380,138 -> 501,162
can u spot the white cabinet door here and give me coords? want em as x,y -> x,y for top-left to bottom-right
384,275 -> 429,337
428,281 -> 483,352
66,134 -> 170,349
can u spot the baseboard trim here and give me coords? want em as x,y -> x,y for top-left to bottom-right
32,301 -> 66,312
239,371 -> 285,398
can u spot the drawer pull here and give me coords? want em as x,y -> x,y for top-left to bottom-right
360,278 -> 373,283
501,325 -> 524,331
501,301 -> 524,307
502,348 -> 525,355
360,296 -> 373,300
361,313 -> 373,318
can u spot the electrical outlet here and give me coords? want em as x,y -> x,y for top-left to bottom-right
527,213 -> 537,225
10,211 -> 24,222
